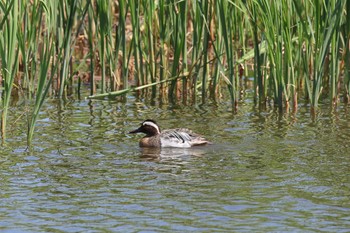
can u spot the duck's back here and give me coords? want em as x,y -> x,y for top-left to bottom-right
160,128 -> 209,148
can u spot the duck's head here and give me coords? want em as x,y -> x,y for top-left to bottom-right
129,119 -> 161,136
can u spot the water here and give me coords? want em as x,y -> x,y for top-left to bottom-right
1,96 -> 350,232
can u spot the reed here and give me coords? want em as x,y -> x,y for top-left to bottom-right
217,1 -> 238,108
26,0 -> 58,144
293,0 -> 346,110
87,1 -> 95,96
58,0 -> 76,97
345,1 -> 350,103
190,0 -> 206,104
96,0 -> 109,93
129,0 -> 143,86
0,0 -> 349,144
157,0 -> 167,95
142,0 -> 156,95
244,1 -> 265,104
0,0 -> 19,143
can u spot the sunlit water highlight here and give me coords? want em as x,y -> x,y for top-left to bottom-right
1,96 -> 350,232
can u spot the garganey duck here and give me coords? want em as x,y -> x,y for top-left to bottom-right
129,119 -> 211,148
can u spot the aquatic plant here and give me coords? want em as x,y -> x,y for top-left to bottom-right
0,0 -> 349,144
0,0 -> 19,143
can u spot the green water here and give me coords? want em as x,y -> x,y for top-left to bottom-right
1,96 -> 350,232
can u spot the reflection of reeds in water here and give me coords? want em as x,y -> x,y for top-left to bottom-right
0,0 -> 349,144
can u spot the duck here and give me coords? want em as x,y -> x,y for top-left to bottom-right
129,119 -> 211,148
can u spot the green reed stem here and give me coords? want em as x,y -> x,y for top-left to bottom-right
115,0 -> 128,90
344,1 -> 350,103
217,0 -> 236,107
129,0 -> 143,86
329,1 -> 341,106
18,0 -> 42,97
246,1 -> 264,104
200,0 -> 210,104
88,73 -> 189,99
157,0 -> 167,93
0,0 -> 19,142
191,1 -> 204,103
27,37 -> 56,144
142,0 -> 157,96
168,1 -> 186,101
26,0 -> 59,144
58,0 -> 78,97
88,2 -> 95,96
96,0 -> 109,93
312,0 -> 345,109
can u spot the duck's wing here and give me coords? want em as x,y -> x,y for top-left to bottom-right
161,128 -> 210,148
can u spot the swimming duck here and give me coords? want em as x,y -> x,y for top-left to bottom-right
129,119 -> 211,148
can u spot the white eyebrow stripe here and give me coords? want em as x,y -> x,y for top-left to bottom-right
143,121 -> 160,133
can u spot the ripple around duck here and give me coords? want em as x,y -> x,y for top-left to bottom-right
1,99 -> 350,232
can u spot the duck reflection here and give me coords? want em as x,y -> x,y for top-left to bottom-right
139,147 -> 207,160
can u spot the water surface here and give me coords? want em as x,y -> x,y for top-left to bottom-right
1,97 -> 350,232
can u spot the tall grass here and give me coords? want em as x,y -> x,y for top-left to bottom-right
0,0 -> 349,144
345,1 -> 350,103
0,0 -> 19,143
26,1 -> 58,144
244,0 -> 297,110
294,0 -> 346,110
214,1 -> 238,108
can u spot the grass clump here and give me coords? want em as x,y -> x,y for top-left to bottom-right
0,0 -> 349,144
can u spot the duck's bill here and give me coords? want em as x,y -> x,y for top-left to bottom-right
129,128 -> 141,134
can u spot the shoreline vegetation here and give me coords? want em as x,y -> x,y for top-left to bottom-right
0,0 -> 349,144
